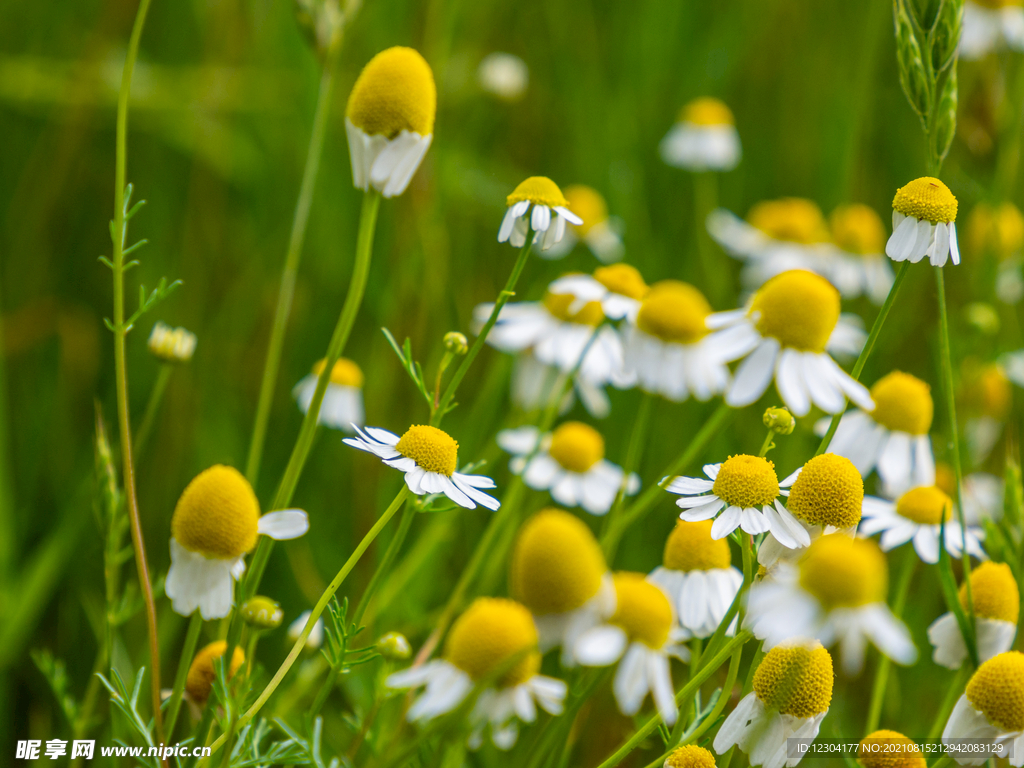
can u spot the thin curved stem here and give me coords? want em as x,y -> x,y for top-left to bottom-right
133,363 -> 171,458
865,546 -> 916,733
163,612 -> 203,739
351,496 -> 414,630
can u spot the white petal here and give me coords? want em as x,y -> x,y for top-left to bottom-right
257,509 -> 309,540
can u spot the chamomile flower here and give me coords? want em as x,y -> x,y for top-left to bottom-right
148,321 -> 197,363
510,509 -> 615,664
827,204 -> 895,305
666,454 -> 808,548
574,572 -> 689,725
542,186 -> 625,263
648,520 -> 743,637
935,466 -> 1004,526
960,0 -> 1024,59
477,52 -> 528,101
343,425 -> 499,510
623,280 -> 732,402
497,422 -> 639,515
886,177 -> 960,267
860,485 -> 986,564
929,561 -> 1019,669
942,651 -> 1024,765
185,641 -> 245,705
546,264 -> 649,322
498,177 -> 583,252
819,371 -> 935,497
967,202 -> 1024,303
708,270 -> 874,416
660,97 -> 741,172
714,639 -> 833,768
386,598 -> 566,750
858,731 -> 926,768
961,362 -> 1013,464
746,534 -> 917,674
665,745 -> 718,768
292,357 -> 364,432
165,466 -> 309,620
345,47 -> 436,198
509,354 -> 612,419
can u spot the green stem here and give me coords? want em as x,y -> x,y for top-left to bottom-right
600,393 -> 654,541
928,663 -> 970,739
351,497 -> 414,630
757,430 -> 774,458
693,172 -> 726,306
164,613 -> 203,739
133,363 -> 171,458
682,638 -> 744,747
865,547 -> 916,733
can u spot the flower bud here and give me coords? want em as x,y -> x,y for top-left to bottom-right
292,0 -> 342,58
895,5 -> 931,122
148,322 -> 196,363
240,596 -> 284,629
377,631 -> 412,660
444,332 -> 469,355
965,303 -> 1000,335
763,407 -> 795,435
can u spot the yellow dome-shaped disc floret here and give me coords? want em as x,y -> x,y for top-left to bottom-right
543,291 -> 605,326
748,199 -> 830,244
798,535 -> 888,610
346,47 -> 436,139
892,178 -> 958,224
750,270 -> 840,353
548,422 -> 605,473
665,745 -> 717,768
594,264 -> 648,300
396,425 -> 458,476
830,204 -> 886,255
635,280 -> 712,344
857,730 -> 926,768
663,520 -> 732,572
444,598 -> 540,688
564,185 -> 609,236
185,640 -> 245,703
786,454 -> 864,529
712,455 -> 780,509
507,176 -> 570,209
752,642 -> 834,717
960,561 -> 1020,623
511,508 -> 606,614
610,572 -> 674,649
895,486 -> 952,525
312,357 -> 364,388
966,651 -> 1024,732
680,97 -> 734,127
171,465 -> 260,559
869,372 -> 933,435
968,203 -> 1024,261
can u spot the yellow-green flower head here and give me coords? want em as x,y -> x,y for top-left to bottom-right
444,597 -> 540,688
443,331 -> 468,355
960,561 -> 1019,623
636,280 -> 712,345
830,204 -> 886,255
679,97 -> 734,127
148,321 -> 197,363
609,572 -> 674,649
857,730 -> 926,768
312,357 -> 364,388
763,406 -> 796,435
798,534 -> 887,610
662,520 -> 731,572
377,631 -> 412,660
564,185 -> 609,237
752,640 -> 833,717
747,199 -> 830,245
887,178 -> 960,267
965,651 -> 1024,731
749,270 -> 840,353
869,371 -> 933,435
172,465 -> 260,559
499,176 -> 583,251
894,486 -> 952,525
240,596 -> 283,629
961,362 -> 1012,420
787,453 -> 863,529
547,422 -> 605,473
665,745 -> 717,768
967,202 -> 1024,261
892,178 -> 958,224
345,47 -> 436,197
185,640 -> 245,704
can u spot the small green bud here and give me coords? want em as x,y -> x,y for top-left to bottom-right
377,631 -> 412,660
763,407 -> 795,435
895,4 -> 931,122
444,332 -> 469,355
931,67 -> 958,167
965,302 -> 1000,335
929,0 -> 964,74
292,0 -> 342,58
240,597 -> 284,629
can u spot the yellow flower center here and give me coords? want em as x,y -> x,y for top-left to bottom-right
171,465 -> 260,559
665,745 -> 717,768
679,97 -> 735,127
869,372 -> 933,435
895,486 -> 952,525
186,641 -> 245,704
830,204 -> 885,255
962,363 -> 1012,420
966,651 -> 1024,732
511,508 -> 606,614
564,185 -> 609,236
961,561 -> 1020,623
786,454 -> 863,529
892,177 -> 958,224
444,598 -> 540,688
543,291 -> 605,326
712,455 -> 780,509
312,357 -> 364,388
750,270 -> 840,353
858,730 -> 926,768
663,520 -> 732,571
968,202 -> 1024,261
548,422 -> 605,473
635,280 -> 711,344
747,198 -> 830,244
594,264 -> 648,300
396,425 -> 458,476
507,176 -> 570,209
798,534 -> 887,610
752,642 -> 834,718
610,572 -> 673,649
974,0 -> 1024,9
346,47 -> 436,138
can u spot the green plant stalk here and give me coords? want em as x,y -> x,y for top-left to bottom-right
928,663 -> 970,739
133,363 -> 171,458
693,171 -> 727,305
865,546 -> 916,733
350,496 -> 414,630
681,637 -> 744,747
600,392 -> 654,540
163,612 -> 203,739
245,37 -> 344,486
698,532 -> 753,670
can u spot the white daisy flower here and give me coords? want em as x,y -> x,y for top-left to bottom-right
622,280 -> 733,402
929,561 -> 1019,669
574,572 -> 689,725
542,186 -> 625,263
886,177 -> 960,267
287,610 -> 324,650
816,371 -> 935,497
497,176 -> 583,252
942,651 -> 1024,765
665,454 -> 809,548
713,639 -> 833,768
148,321 -> 197,363
477,52 -> 528,101
825,204 -> 895,305
292,357 -> 364,433
960,0 -> 1024,60
746,533 -> 917,675
343,425 -> 499,510
509,354 -> 612,419
386,598 -> 566,750
546,263 -> 648,321
861,485 -> 986,564
497,422 -> 639,516
660,97 -> 741,172
345,47 -> 435,198
165,465 -> 309,620
648,520 -> 742,638
510,509 -> 615,665
707,269 -> 874,417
